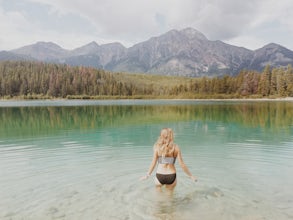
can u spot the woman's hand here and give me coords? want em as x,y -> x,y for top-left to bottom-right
139,173 -> 150,181
190,175 -> 197,182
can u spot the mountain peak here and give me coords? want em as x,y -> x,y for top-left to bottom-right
180,27 -> 208,41
259,43 -> 283,50
86,41 -> 99,47
11,41 -> 68,60
34,41 -> 63,49
72,41 -> 100,56
256,43 -> 292,54
13,41 -> 64,52
100,42 -> 126,49
154,27 -> 208,44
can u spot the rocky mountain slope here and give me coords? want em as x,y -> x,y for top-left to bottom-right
2,28 -> 293,77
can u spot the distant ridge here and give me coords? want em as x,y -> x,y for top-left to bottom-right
2,27 -> 293,77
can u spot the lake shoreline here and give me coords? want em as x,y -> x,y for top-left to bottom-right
1,97 -> 293,101
0,97 -> 293,108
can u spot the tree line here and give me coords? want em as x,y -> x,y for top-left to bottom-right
0,61 -> 292,99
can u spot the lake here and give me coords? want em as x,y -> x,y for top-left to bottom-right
0,100 -> 293,220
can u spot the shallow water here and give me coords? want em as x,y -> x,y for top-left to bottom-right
0,100 -> 293,220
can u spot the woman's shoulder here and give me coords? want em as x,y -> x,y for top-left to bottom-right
173,143 -> 180,150
173,144 -> 180,156
153,147 -> 159,154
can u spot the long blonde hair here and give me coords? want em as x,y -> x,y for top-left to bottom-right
154,128 -> 175,157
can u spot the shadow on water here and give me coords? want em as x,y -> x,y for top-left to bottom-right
180,186 -> 224,201
135,184 -> 225,220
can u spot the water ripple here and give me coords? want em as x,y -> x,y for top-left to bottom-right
1,125 -> 293,219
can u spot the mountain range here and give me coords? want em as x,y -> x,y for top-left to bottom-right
1,27 -> 293,77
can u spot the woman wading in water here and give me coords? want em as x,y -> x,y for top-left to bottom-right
140,128 -> 197,189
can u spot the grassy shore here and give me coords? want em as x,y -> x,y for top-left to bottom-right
1,94 -> 293,101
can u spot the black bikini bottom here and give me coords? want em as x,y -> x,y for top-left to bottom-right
156,173 -> 176,185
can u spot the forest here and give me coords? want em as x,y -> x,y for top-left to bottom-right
0,60 -> 293,99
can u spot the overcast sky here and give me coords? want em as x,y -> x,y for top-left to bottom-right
1,0 -> 293,51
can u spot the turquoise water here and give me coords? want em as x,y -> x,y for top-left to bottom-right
0,100 -> 293,220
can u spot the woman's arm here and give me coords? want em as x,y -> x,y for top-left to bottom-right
140,149 -> 158,181
177,146 -> 197,182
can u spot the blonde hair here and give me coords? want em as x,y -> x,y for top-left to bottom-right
154,128 -> 175,157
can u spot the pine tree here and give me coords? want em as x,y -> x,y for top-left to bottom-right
258,65 -> 271,96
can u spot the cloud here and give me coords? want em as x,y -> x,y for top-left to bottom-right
193,1 -> 259,39
27,0 -> 173,44
1,0 -> 293,50
25,0 -> 276,41
0,6 -> 33,49
223,0 -> 293,49
0,0 -> 102,49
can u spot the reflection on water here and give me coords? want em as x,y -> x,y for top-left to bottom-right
1,101 -> 293,138
0,100 -> 293,220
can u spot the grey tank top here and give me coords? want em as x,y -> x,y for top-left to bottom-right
158,156 -> 176,164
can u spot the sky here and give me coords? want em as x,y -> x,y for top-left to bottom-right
1,0 -> 293,51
